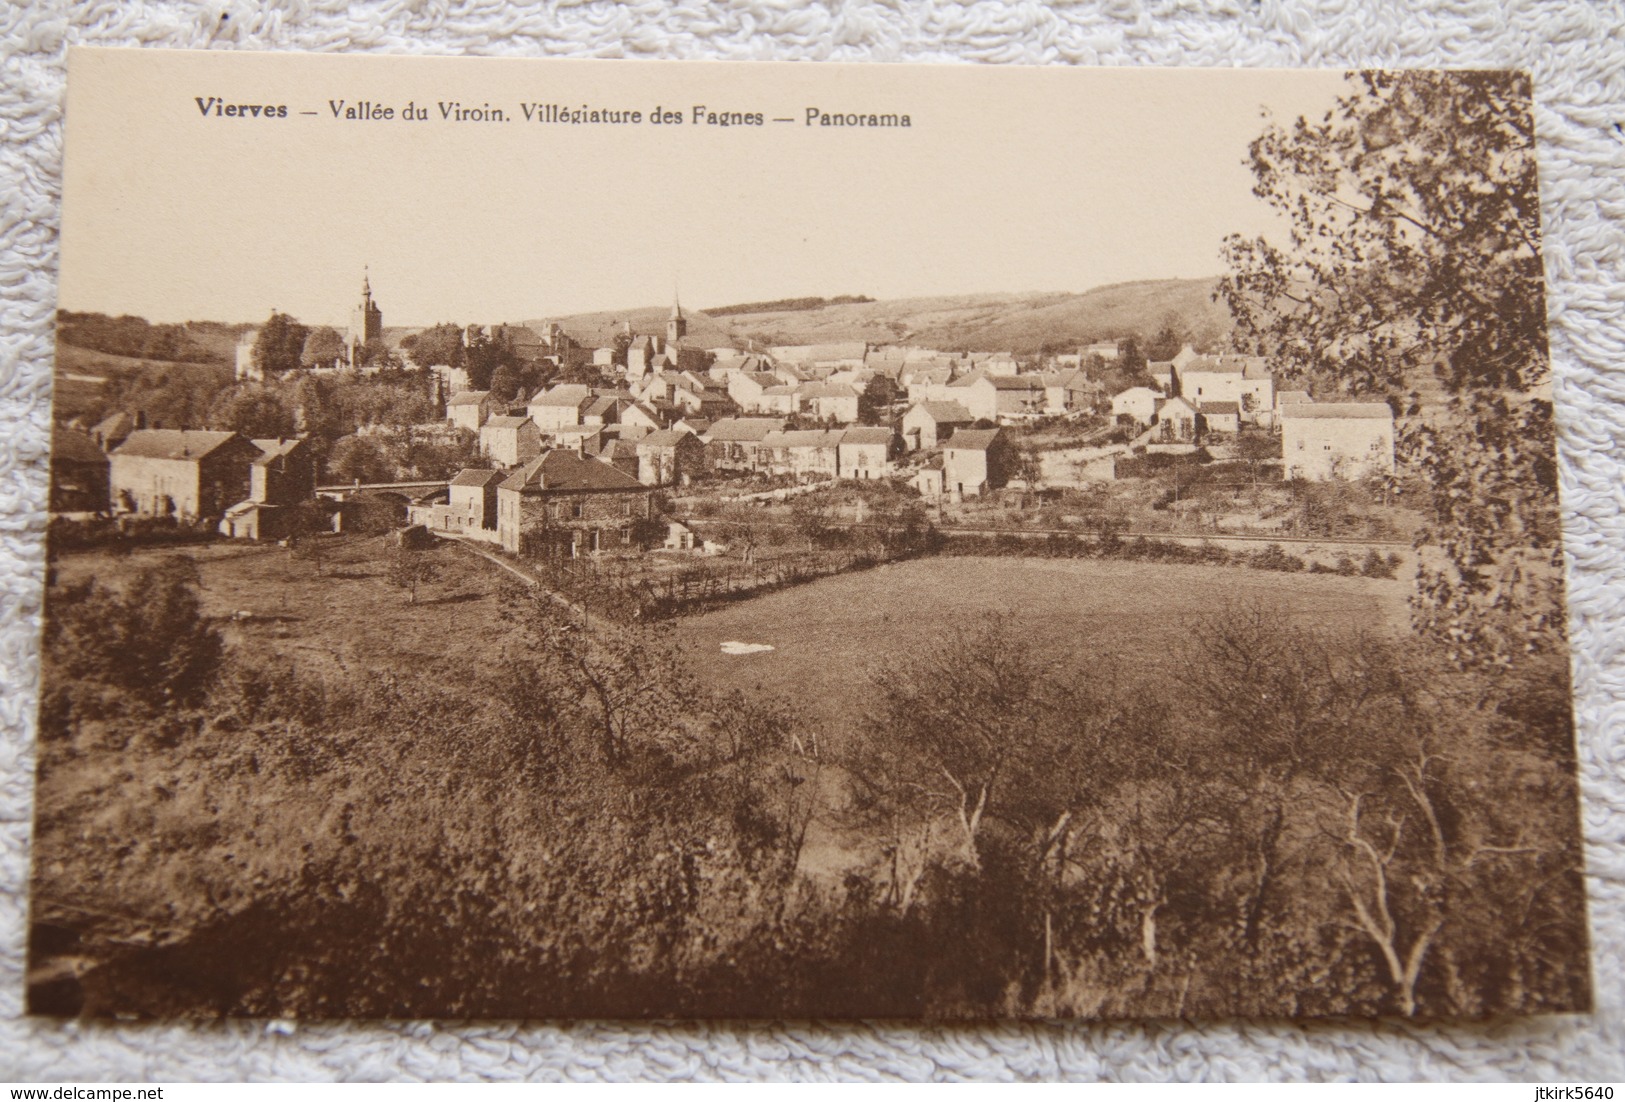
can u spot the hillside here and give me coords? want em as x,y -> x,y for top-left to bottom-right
540,278 -> 1231,356
720,279 -> 1232,354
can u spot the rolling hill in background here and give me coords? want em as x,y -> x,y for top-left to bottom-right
542,278 -> 1231,355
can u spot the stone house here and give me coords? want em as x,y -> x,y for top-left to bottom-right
480,415 -> 543,468
1177,355 -> 1274,419
1154,396 -> 1200,442
761,429 -> 842,479
428,468 -> 504,542
447,390 -> 492,434
940,428 -> 1016,498
796,382 -> 861,424
1197,401 -> 1241,435
837,426 -> 897,480
727,371 -> 783,412
527,384 -> 594,430
960,374 -> 1046,423
1111,386 -> 1160,426
110,430 -> 262,520
703,416 -> 785,472
902,400 -> 975,451
636,428 -> 706,486
1281,403 -> 1395,481
497,449 -> 658,557
220,435 -> 318,541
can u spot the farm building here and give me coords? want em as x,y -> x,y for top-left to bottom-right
110,430 -> 262,521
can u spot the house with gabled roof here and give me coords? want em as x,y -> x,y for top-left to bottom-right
902,400 -> 976,451
111,430 -> 262,520
1154,396 -> 1200,442
497,449 -> 658,557
480,415 -> 542,468
636,428 -> 706,486
703,416 -> 785,472
1281,402 -> 1395,481
838,426 -> 898,480
1197,401 -> 1241,435
1111,386 -> 1160,426
797,381 -> 861,424
527,384 -> 595,430
761,429 -> 843,479
446,390 -> 492,434
940,427 -> 1016,499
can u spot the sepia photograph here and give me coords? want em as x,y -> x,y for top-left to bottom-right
27,48 -> 1592,1021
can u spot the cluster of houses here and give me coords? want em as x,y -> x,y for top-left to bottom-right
1106,345 -> 1394,481
52,412 -> 321,540
57,268 -> 1402,566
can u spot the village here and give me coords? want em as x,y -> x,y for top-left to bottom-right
50,271 -> 1408,609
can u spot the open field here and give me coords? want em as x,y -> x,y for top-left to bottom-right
670,555 -> 1412,744
51,536 -> 527,682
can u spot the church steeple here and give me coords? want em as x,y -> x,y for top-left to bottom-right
667,286 -> 686,346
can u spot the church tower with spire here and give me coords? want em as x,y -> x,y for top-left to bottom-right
348,266 -> 384,367
666,289 -> 687,347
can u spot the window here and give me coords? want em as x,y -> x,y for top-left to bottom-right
571,501 -> 583,519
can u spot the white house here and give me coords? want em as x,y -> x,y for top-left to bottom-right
1280,402 -> 1395,481
1111,386 -> 1160,425
528,384 -> 594,430
480,415 -> 542,468
1154,396 -> 1200,442
902,400 -> 975,451
447,390 -> 492,434
837,426 -> 896,480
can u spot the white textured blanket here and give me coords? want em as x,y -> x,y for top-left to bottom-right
1,0 -> 1621,1082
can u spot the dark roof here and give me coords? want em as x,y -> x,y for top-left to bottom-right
603,440 -> 642,460
483,415 -> 533,430
639,429 -> 696,448
987,375 -> 1045,391
584,396 -> 621,418
450,468 -> 505,488
1199,402 -> 1241,415
944,428 -> 1004,451
447,390 -> 490,406
914,401 -> 974,423
840,427 -> 895,446
529,385 -> 593,407
706,417 -> 784,442
111,430 -> 243,461
52,425 -> 107,465
502,449 -> 648,494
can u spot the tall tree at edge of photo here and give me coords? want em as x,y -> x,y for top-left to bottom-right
1217,70 -> 1562,670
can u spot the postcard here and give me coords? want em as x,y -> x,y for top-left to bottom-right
32,48 -> 1589,1019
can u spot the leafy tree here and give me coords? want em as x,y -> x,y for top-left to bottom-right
251,311 -> 310,378
465,325 -> 518,391
401,323 -> 466,370
301,326 -> 347,370
46,556 -> 223,708
326,434 -> 391,483
386,543 -> 439,605
1217,70 -> 1556,668
208,386 -> 295,439
857,375 -> 900,425
1145,319 -> 1184,363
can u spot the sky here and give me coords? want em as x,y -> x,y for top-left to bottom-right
58,50 -> 1348,328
